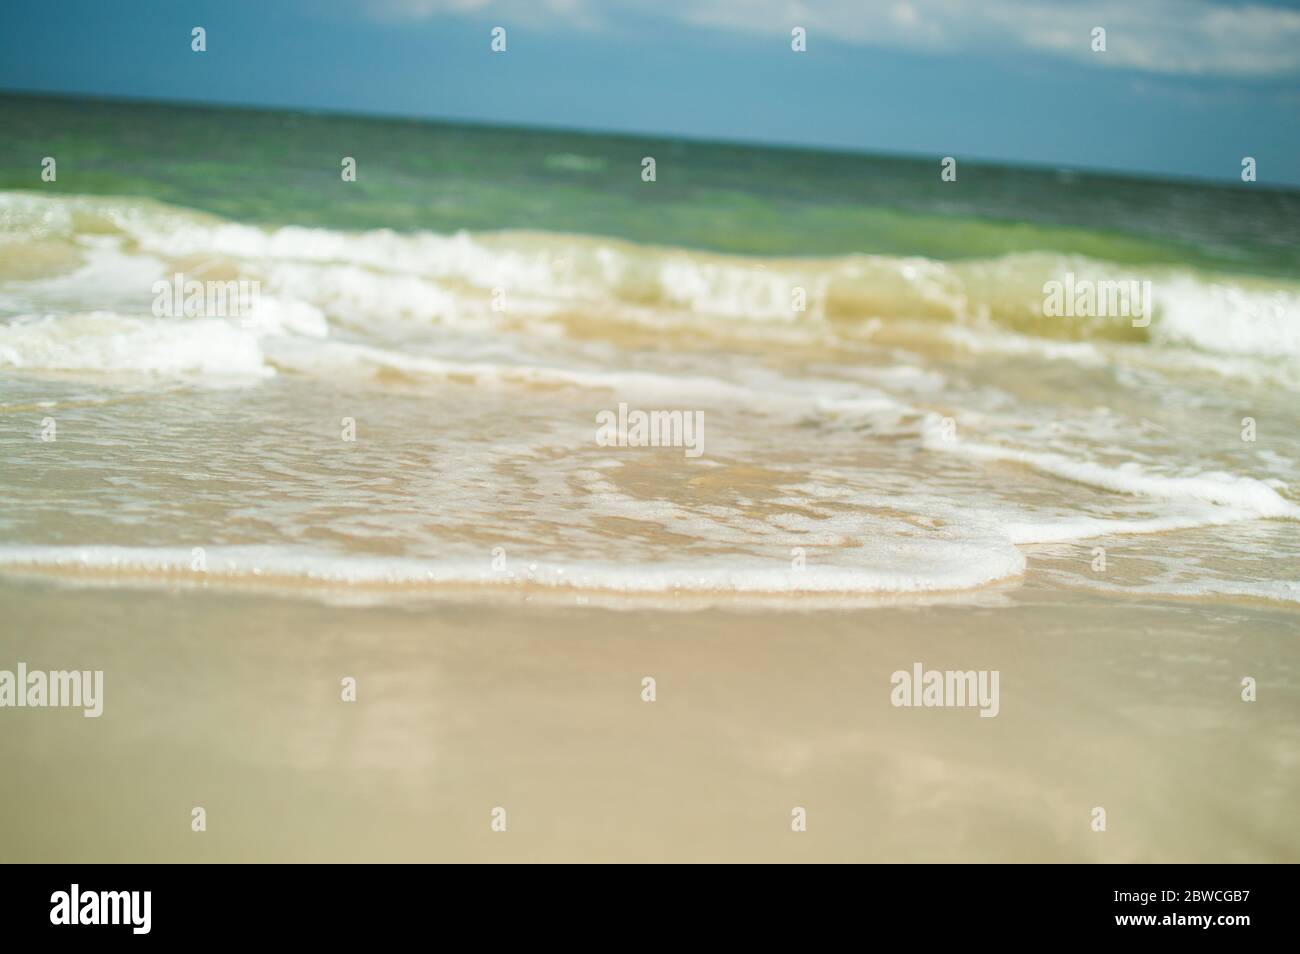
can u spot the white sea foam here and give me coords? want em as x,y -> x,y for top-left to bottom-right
939,325 -> 1107,366
922,414 -> 1299,519
0,312 -> 273,378
1001,508 -> 1268,544
264,336 -> 913,422
4,191 -> 1299,363
1154,275 -> 1300,360
1061,575 -> 1300,606
0,541 -> 1026,598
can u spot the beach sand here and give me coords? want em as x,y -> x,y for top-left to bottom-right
2,573 -> 1296,863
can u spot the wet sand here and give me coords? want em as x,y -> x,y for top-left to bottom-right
2,573 -> 1295,863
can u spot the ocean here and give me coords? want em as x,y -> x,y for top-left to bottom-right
0,92 -> 1296,861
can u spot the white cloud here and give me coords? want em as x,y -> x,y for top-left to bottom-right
362,0 -> 1300,77
367,0 -> 589,28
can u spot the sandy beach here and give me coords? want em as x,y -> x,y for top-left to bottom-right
3,570 -> 1295,863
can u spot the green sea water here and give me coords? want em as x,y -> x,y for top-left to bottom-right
3,91 -> 1298,275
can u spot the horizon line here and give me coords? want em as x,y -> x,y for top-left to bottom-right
0,86 -> 1290,195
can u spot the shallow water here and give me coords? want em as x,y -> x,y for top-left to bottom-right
0,180 -> 1296,604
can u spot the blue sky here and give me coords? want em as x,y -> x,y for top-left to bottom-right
2,0 -> 1298,185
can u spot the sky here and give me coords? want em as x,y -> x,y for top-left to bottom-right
1,0 -> 1298,185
